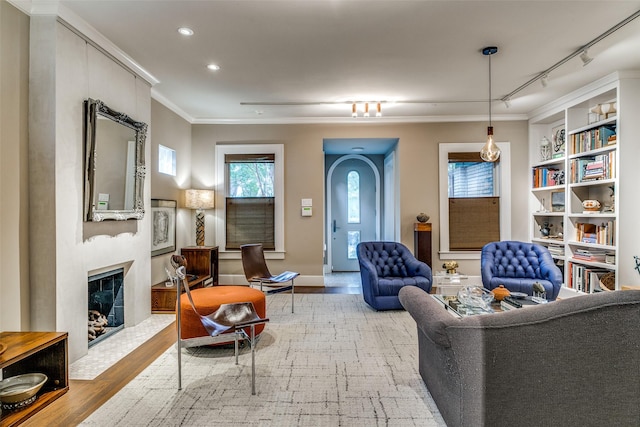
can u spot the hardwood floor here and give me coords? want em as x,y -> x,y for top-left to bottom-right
21,285 -> 360,426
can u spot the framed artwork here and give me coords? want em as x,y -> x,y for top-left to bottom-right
551,124 -> 566,158
551,190 -> 565,212
151,199 -> 176,256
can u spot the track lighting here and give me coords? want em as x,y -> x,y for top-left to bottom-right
580,50 -> 593,66
541,74 -> 549,87
350,102 -> 382,118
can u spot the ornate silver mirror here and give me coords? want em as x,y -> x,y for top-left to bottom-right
84,98 -> 147,221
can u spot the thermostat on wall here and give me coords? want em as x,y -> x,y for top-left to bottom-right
301,206 -> 312,217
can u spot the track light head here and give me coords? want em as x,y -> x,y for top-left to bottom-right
580,50 -> 593,66
541,74 -> 549,87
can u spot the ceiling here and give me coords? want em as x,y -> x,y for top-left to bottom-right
13,1 -> 640,124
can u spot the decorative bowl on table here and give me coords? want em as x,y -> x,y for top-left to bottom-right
457,286 -> 494,311
0,342 -> 7,356
0,373 -> 48,411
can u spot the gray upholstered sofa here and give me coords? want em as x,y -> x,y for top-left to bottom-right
399,286 -> 640,427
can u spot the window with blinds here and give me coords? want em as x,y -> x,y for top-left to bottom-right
448,152 -> 500,250
225,153 -> 275,250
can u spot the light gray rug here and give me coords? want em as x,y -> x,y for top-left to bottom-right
81,294 -> 446,426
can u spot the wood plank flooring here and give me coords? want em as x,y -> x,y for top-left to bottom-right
20,285 -> 360,426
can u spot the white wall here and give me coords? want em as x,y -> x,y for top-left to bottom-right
29,17 -> 152,362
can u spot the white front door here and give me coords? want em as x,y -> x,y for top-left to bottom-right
330,157 -> 377,271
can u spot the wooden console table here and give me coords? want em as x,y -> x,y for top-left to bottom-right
0,332 -> 69,426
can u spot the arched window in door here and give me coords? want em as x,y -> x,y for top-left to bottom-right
347,170 -> 361,259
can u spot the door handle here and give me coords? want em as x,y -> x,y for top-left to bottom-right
333,220 -> 339,233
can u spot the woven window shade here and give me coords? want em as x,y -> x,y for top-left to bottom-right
226,197 -> 275,250
449,197 -> 500,250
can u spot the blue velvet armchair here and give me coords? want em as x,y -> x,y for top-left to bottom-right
356,241 -> 432,311
481,241 -> 563,300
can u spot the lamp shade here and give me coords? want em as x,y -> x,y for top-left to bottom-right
185,189 -> 215,210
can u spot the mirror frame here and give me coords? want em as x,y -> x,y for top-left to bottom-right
84,98 -> 147,221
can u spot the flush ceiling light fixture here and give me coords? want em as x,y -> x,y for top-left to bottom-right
207,63 -> 221,71
177,27 -> 194,36
480,46 -> 501,163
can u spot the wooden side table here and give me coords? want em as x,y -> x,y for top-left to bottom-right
151,275 -> 210,313
0,332 -> 69,426
181,246 -> 219,286
414,222 -> 432,268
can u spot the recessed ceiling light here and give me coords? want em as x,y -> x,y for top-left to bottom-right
177,27 -> 194,36
207,64 -> 221,71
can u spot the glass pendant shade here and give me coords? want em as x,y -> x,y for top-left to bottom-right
480,126 -> 501,162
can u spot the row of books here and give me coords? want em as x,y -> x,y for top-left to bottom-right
569,124 -> 616,154
569,153 -> 615,183
572,248 -> 609,262
532,167 -> 561,188
575,221 -> 615,246
567,262 -> 614,293
547,243 -> 565,257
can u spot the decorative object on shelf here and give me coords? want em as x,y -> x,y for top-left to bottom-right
582,199 -> 601,213
540,136 -> 552,161
551,169 -> 565,185
551,125 -> 565,158
551,190 -> 565,212
491,285 -> 510,301
416,212 -> 430,223
603,185 -> 615,212
185,189 -> 215,246
635,256 -> 640,275
539,221 -> 553,237
605,253 -> 616,265
151,199 -> 177,256
442,260 -> 459,274
480,46 -> 501,162
599,272 -> 616,291
590,102 -> 617,120
0,373 -> 48,411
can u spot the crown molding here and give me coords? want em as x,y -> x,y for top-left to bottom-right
151,89 -> 195,123
191,113 -> 527,125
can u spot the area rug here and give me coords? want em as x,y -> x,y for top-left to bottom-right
81,294 -> 446,426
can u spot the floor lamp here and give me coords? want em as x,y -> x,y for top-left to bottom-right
185,189 -> 215,246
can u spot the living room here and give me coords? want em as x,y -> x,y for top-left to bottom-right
1,1 -> 640,425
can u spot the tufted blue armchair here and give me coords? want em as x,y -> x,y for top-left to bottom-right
356,241 -> 432,311
481,241 -> 563,300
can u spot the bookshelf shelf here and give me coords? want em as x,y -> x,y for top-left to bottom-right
528,72 -> 640,293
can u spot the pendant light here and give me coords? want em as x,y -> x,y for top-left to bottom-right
480,46 -> 501,162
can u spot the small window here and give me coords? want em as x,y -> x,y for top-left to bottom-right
347,171 -> 360,223
158,145 -> 176,176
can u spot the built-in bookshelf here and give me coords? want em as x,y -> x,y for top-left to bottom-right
528,72 -> 640,292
